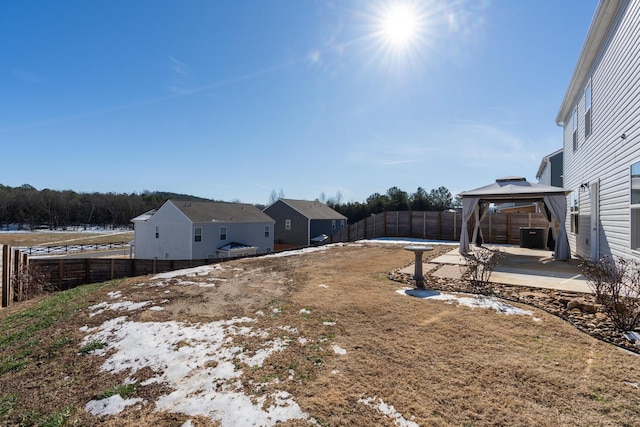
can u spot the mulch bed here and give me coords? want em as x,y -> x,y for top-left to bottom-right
389,248 -> 640,355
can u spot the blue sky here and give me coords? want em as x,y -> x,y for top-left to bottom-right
1,0 -> 598,205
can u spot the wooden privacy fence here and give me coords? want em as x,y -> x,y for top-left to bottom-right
0,245 -> 228,308
1,211 -> 551,308
327,210 -> 551,245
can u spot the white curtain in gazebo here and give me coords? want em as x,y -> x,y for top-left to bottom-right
543,195 -> 571,260
459,197 -> 479,254
471,201 -> 491,246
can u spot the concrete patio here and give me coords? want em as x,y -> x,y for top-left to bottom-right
399,245 -> 591,294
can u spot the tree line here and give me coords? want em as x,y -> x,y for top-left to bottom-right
0,184 -> 206,231
325,186 -> 458,223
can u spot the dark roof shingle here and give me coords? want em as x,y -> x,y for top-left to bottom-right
171,200 -> 274,223
279,199 -> 347,220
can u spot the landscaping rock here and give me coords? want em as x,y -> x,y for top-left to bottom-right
389,251 -> 640,355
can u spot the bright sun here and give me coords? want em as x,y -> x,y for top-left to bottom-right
380,3 -> 419,48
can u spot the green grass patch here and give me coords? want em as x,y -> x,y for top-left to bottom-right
0,280 -> 121,376
0,394 -> 17,418
40,406 -> 74,427
78,340 -> 107,354
98,382 -> 137,400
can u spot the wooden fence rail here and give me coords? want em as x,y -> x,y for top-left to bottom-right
1,211 -> 551,308
327,210 -> 550,245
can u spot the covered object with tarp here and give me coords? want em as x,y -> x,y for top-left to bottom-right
458,177 -> 571,260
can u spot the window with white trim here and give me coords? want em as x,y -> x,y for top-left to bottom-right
585,80 -> 592,138
220,226 -> 227,241
155,225 -> 160,239
341,219 -> 345,229
285,219 -> 291,230
194,227 -> 202,242
264,225 -> 270,238
570,191 -> 580,234
632,162 -> 640,250
332,220 -> 336,230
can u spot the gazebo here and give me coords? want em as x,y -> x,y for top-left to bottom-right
458,177 -> 571,260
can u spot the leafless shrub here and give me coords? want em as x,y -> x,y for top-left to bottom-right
580,256 -> 640,332
11,263 -> 53,302
461,247 -> 505,294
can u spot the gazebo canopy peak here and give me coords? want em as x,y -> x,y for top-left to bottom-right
496,176 -> 527,182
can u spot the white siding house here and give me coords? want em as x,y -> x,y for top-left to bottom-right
131,200 -> 275,260
556,0 -> 640,260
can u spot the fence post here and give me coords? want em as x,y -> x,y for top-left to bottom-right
453,212 -> 457,241
489,212 -> 493,243
2,245 -> 12,307
383,212 -> 387,237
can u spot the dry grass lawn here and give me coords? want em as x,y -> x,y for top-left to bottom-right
1,242 -> 640,426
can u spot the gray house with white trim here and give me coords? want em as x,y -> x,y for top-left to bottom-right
556,0 -> 640,260
536,148 -> 563,188
131,200 -> 274,260
263,199 -> 347,246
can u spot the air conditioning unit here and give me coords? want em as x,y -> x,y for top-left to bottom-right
519,227 -> 545,249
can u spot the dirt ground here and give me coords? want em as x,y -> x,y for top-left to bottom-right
2,242 -> 640,426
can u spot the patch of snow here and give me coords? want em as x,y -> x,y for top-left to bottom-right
108,291 -> 122,299
263,244 -> 346,258
89,300 -> 151,317
397,288 -> 533,316
298,337 -> 308,345
318,284 -> 328,288
152,265 -> 223,281
299,308 -> 311,315
322,321 -> 336,326
332,345 -> 347,355
240,337 -> 289,367
624,331 -> 640,342
149,306 -> 164,311
255,310 -> 265,316
81,316 -> 312,425
85,394 -> 143,416
358,396 -> 418,427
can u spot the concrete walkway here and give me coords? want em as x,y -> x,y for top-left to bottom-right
399,246 -> 591,294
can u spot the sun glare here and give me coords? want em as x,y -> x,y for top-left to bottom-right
381,4 -> 419,48
367,0 -> 430,70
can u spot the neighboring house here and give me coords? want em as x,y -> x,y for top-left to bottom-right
556,0 -> 640,260
131,200 -> 274,260
536,148 -> 563,188
263,199 -> 347,247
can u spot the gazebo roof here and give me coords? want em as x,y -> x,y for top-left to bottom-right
459,177 -> 569,201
